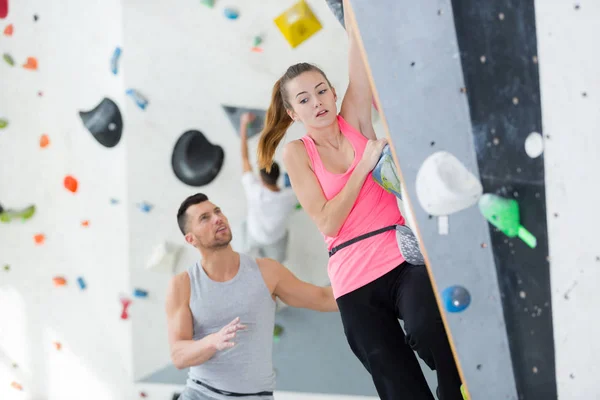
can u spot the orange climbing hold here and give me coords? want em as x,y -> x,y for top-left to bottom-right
40,134 -> 50,148
34,233 -> 45,244
81,220 -> 89,227
64,175 -> 78,193
53,276 -> 67,287
53,341 -> 62,350
3,23 -> 13,36
23,56 -> 38,70
11,381 -> 23,391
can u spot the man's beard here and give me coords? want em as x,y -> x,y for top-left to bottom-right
201,231 -> 233,249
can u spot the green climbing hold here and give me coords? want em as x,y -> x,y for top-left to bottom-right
3,264 -> 10,272
478,194 -> 537,248
0,118 -> 8,129
253,36 -> 263,47
3,53 -> 15,67
273,324 -> 284,342
200,0 -> 215,7
295,203 -> 302,210
0,205 -> 36,223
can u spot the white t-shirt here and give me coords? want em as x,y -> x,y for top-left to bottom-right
242,172 -> 298,245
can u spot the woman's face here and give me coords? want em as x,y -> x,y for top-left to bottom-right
285,70 -> 338,129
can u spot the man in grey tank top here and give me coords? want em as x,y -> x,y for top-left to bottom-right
167,193 -> 338,400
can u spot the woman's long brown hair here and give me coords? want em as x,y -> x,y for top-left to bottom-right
257,63 -> 332,171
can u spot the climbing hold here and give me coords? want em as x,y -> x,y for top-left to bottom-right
0,204 -> 36,223
77,276 -> 86,289
140,392 -> 148,398
3,23 -> 12,36
120,296 -> 132,320
11,381 -> 23,391
295,203 -> 302,210
273,324 -> 284,342
133,288 -> 148,298
137,202 -> 153,213
81,220 -> 90,227
222,105 -> 266,139
34,233 -> 45,244
171,130 -> 224,186
372,144 -> 402,200
37,91 -> 43,97
40,133 -> 50,148
478,193 -> 537,248
325,0 -> 344,28
251,35 -> 264,52
53,276 -> 67,287
126,88 -> 149,110
442,285 -> 471,313
524,132 -> 544,158
110,198 -> 119,205
23,56 -> 38,70
111,47 -> 122,75
3,53 -> 14,66
64,175 -> 78,193
223,7 -> 239,19
3,264 -> 9,271
146,241 -> 183,273
53,341 -> 62,350
284,172 -> 291,188
0,116 -> 8,128
0,0 -> 8,19
416,151 -> 483,216
274,0 -> 322,49
199,0 -> 214,7
461,384 -> 468,400
33,14 -> 38,21
79,97 -> 123,148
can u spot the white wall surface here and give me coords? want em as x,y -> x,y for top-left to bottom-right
535,1 -> 600,398
1,0 -> 382,399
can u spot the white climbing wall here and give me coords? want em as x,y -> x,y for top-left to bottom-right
0,0 -> 131,399
535,1 -> 600,397
1,0 -> 384,399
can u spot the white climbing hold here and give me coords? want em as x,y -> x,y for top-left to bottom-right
146,241 -> 183,273
524,132 -> 544,158
416,151 -> 483,216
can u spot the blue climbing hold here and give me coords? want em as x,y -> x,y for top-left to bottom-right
372,144 -> 402,200
77,277 -> 86,290
284,172 -> 291,188
137,202 -> 153,213
125,88 -> 149,110
442,285 -> 471,313
133,288 -> 148,298
111,47 -> 122,75
224,7 -> 239,19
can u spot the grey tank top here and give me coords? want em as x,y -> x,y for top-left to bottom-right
186,253 -> 276,394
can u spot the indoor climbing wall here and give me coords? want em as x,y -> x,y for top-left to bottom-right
534,1 -> 600,398
0,0 -> 133,399
348,0 -> 599,399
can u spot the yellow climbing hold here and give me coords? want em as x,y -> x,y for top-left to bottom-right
274,0 -> 322,49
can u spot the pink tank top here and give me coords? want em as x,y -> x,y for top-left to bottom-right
301,115 -> 405,299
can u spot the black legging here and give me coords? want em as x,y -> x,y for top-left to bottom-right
336,262 -> 463,400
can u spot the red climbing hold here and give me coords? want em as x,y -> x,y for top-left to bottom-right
64,175 -> 78,193
34,233 -> 45,244
23,56 -> 38,70
139,392 -> 148,398
120,296 -> 132,320
3,23 -> 13,36
53,276 -> 67,287
0,0 -> 8,19
40,134 -> 50,148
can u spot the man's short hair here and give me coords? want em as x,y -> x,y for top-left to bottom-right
177,193 -> 208,234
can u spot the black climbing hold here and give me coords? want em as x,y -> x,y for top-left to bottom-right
171,130 -> 224,187
325,0 -> 344,28
33,14 -> 39,21
79,98 -> 123,148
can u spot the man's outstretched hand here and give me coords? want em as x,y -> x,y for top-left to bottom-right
210,317 -> 247,351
